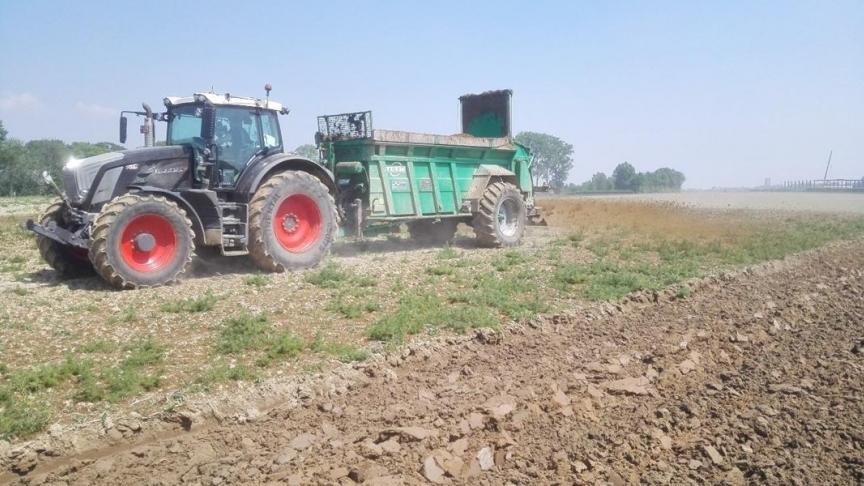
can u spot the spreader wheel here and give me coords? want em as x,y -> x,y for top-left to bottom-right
89,194 -> 194,289
36,198 -> 93,277
472,181 -> 527,247
248,171 -> 337,272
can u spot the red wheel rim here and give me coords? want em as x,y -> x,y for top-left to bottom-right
119,214 -> 178,272
272,194 -> 322,253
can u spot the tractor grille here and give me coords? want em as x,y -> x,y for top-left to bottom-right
62,152 -> 124,205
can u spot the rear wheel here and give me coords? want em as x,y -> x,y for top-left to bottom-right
248,171 -> 337,272
36,199 -> 93,277
407,219 -> 459,246
89,194 -> 194,289
472,181 -> 527,247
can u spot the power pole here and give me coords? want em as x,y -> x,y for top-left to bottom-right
823,149 -> 832,180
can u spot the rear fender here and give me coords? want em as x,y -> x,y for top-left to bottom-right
235,155 -> 336,198
464,165 -> 518,213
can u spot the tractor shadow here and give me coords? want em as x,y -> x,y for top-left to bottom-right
331,235 -> 483,257
14,269 -> 111,291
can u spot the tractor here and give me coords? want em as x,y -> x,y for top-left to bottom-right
26,87 -> 539,289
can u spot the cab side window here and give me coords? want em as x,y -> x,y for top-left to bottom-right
261,112 -> 281,149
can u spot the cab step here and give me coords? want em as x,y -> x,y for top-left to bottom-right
219,202 -> 249,256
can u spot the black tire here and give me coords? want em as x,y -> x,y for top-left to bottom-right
407,219 -> 459,246
248,171 -> 337,272
472,181 -> 527,247
36,199 -> 94,277
89,194 -> 194,289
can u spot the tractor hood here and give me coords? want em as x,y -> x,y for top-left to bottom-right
62,146 -> 188,206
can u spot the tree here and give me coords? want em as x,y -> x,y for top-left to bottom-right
292,144 -> 319,161
589,172 -> 613,191
0,121 -> 129,196
612,162 -> 637,191
514,132 -> 573,190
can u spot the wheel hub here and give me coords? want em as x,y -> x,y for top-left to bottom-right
272,195 -> 323,253
281,214 -> 298,233
133,233 -> 156,252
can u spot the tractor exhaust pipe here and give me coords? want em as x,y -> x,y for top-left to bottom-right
142,103 -> 155,147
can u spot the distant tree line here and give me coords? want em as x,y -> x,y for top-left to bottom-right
562,162 -> 685,194
0,121 -> 123,197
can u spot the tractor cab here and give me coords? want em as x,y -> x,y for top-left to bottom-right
162,92 -> 289,188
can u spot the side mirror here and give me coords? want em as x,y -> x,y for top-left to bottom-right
120,116 -> 128,144
201,105 -> 216,141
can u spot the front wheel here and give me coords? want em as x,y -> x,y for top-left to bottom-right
472,182 -> 527,247
248,172 -> 337,272
36,199 -> 93,277
89,194 -> 194,289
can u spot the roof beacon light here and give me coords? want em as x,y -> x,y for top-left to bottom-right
264,83 -> 272,108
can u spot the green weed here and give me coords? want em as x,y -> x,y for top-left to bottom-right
426,264 -> 454,276
197,364 -> 253,385
304,262 -> 350,288
244,274 -> 271,287
366,294 -> 497,342
492,251 -> 529,272
161,292 -> 219,313
436,247 -> 459,260
80,340 -> 117,354
215,313 -> 269,354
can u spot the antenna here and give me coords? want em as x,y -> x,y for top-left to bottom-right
823,149 -> 832,180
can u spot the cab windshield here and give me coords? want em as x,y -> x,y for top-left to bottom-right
167,105 -> 203,145
167,104 -> 283,185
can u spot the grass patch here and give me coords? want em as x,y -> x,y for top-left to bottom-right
197,364 -> 254,385
0,339 -> 166,437
327,294 -> 379,319
567,232 -> 585,248
79,339 -> 117,354
108,306 -> 138,324
492,250 -> 529,272
426,264 -> 454,276
215,312 -> 269,354
256,330 -> 306,367
436,247 -> 459,260
587,239 -> 611,258
310,333 -> 370,363
0,397 -> 51,440
304,262 -> 351,288
469,272 -> 547,320
161,292 -> 219,313
244,274 -> 271,287
366,294 -> 497,342
305,262 -> 376,288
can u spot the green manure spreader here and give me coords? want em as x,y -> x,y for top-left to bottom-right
319,89 -> 541,245
26,87 -> 540,289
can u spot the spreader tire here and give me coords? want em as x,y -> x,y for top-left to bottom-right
472,181 -> 527,247
36,199 -> 93,277
248,171 -> 337,272
407,219 -> 460,246
89,194 -> 194,289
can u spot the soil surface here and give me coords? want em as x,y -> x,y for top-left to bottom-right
570,191 -> 864,214
4,241 -> 862,485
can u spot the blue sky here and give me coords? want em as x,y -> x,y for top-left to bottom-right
1,0 -> 861,188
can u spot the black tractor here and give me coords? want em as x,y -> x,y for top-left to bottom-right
26,87 -> 338,289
